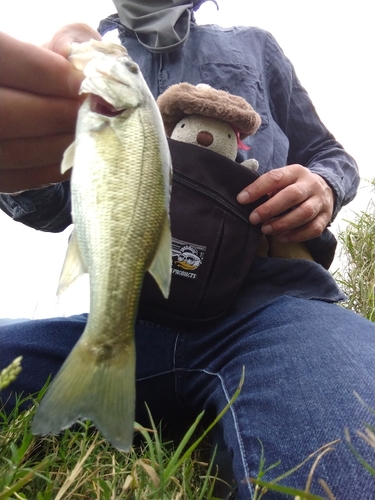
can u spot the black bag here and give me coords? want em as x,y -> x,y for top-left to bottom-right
138,139 -> 267,325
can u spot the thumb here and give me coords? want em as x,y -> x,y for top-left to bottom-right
45,23 -> 102,58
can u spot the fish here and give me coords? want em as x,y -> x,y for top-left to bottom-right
31,39 -> 172,451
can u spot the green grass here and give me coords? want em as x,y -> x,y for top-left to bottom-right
335,179 -> 375,323
1,397 -> 216,499
2,372 -> 374,499
0,372 -> 243,499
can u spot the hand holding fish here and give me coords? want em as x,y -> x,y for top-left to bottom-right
0,25 -> 100,193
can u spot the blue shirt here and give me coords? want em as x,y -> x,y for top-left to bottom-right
0,16 -> 356,309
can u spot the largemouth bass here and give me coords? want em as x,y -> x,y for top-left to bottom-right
32,40 -> 172,451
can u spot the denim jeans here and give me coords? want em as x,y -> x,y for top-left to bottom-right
1,296 -> 374,499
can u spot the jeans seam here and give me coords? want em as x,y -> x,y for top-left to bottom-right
175,367 -> 255,499
136,369 -> 175,382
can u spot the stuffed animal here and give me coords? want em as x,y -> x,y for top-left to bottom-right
157,82 -> 261,170
157,82 -> 314,262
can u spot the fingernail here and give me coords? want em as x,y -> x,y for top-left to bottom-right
278,235 -> 290,243
261,224 -> 273,234
237,191 -> 250,203
249,211 -> 261,225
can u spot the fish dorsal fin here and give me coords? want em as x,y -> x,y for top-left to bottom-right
57,229 -> 87,296
61,141 -> 76,174
148,216 -> 172,299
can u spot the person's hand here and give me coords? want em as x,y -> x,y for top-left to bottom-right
237,164 -> 334,243
0,24 -> 101,194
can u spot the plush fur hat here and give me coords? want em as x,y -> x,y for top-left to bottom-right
157,83 -> 261,139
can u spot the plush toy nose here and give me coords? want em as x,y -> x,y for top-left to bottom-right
196,131 -> 214,147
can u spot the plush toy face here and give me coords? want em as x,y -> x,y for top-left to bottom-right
170,114 -> 238,160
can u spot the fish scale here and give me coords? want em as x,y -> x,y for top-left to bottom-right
32,39 -> 172,451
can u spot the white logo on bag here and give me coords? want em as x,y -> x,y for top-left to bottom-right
171,239 -> 206,280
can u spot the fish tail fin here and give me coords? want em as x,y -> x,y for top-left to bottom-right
32,336 -> 136,452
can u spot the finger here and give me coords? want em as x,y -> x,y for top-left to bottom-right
237,166 -> 300,204
245,182 -> 310,227
45,23 -> 102,58
0,88 -> 81,139
0,134 -> 74,169
0,164 -> 71,194
260,196 -> 323,235
0,32 -> 83,98
276,213 -> 331,244
249,181 -> 311,227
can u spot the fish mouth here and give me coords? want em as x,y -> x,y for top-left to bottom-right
89,94 -> 126,117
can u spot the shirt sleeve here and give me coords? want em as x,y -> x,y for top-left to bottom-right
264,32 -> 359,221
0,181 -> 72,232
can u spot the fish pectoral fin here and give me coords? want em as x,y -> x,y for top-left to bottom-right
57,229 -> 87,296
61,141 -> 76,174
148,216 -> 172,299
32,335 -> 136,452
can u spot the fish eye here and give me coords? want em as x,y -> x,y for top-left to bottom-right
181,123 -> 185,128
228,134 -> 231,139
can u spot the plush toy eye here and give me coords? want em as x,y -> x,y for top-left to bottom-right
181,123 -> 185,128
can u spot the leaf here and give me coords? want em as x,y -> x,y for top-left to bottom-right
249,478 -> 327,499
135,459 -> 160,487
0,459 -> 51,500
